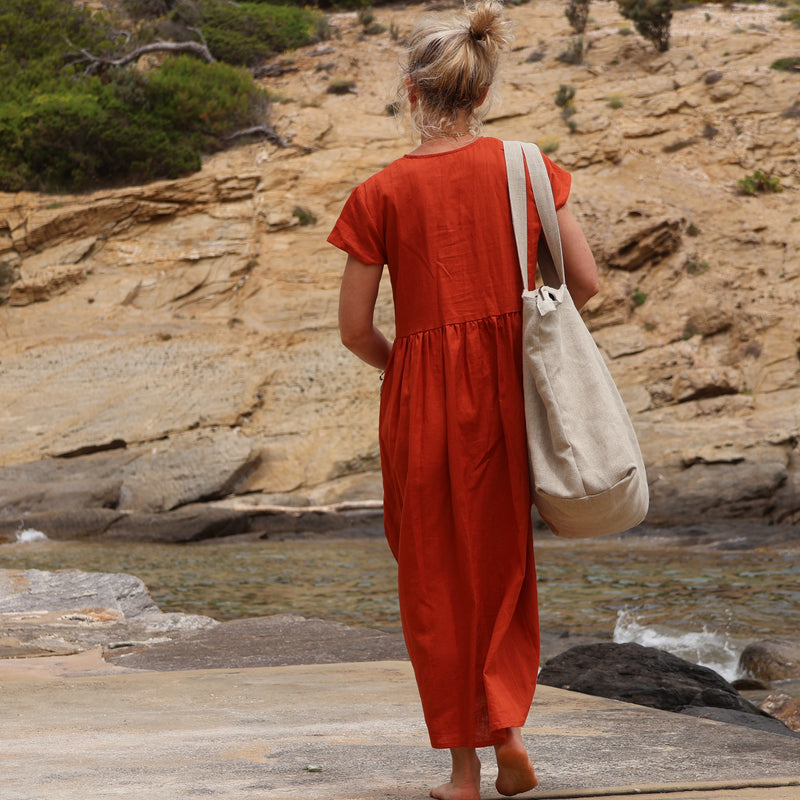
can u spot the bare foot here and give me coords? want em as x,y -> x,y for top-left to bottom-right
430,748 -> 481,800
494,728 -> 538,797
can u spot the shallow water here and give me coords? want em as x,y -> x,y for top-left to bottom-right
2,530 -> 798,681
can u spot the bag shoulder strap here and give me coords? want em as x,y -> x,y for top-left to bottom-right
504,140 -> 566,290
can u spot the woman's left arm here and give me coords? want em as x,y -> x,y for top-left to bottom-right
338,254 -> 392,370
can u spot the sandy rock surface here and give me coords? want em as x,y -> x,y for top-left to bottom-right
0,1 -> 798,537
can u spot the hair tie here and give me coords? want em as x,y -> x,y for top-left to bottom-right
469,26 -> 485,42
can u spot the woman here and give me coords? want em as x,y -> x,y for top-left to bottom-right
328,2 -> 599,798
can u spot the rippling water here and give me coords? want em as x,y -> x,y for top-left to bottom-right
2,528 -> 799,681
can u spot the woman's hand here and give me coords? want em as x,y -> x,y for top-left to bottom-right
338,255 -> 392,370
557,204 -> 599,310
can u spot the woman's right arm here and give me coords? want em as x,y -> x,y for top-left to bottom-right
338,254 -> 392,370
557,204 -> 599,310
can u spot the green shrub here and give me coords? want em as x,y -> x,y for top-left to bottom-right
0,57 -> 268,192
197,1 -> 325,66
0,0 -> 294,192
778,7 -> 800,28
685,256 -> 709,275
632,289 -> 647,307
771,56 -> 800,72
566,0 -> 591,33
122,0 -> 178,19
554,85 -> 576,108
617,0 -> 672,52
557,37 -> 584,64
737,170 -> 783,196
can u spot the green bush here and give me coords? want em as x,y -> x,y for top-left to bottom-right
0,0 -> 299,192
196,1 -> 325,66
0,56 -> 268,192
617,0 -> 672,52
737,170 -> 783,196
557,37 -> 584,64
566,0 -> 591,34
771,56 -> 800,72
778,7 -> 800,28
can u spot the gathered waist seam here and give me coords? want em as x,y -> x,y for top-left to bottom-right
395,309 -> 521,343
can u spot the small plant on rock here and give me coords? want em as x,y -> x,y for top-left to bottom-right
557,37 -> 585,64
737,170 -> 783,196
566,0 -> 591,34
616,0 -> 673,52
554,84 -> 576,108
327,77 -> 356,95
537,135 -> 560,154
771,56 -> 800,72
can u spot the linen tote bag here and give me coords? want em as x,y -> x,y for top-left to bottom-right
504,140 -> 649,538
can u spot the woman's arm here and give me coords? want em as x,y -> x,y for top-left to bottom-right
557,204 -> 599,310
338,254 -> 392,370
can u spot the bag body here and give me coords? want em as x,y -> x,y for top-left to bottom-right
505,140 -> 649,538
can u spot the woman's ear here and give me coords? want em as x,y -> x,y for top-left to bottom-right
475,87 -> 490,108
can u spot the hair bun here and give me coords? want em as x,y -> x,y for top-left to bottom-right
466,0 -> 509,50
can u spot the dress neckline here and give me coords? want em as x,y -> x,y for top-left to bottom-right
403,136 -> 487,159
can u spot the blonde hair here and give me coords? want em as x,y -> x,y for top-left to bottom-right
401,1 -> 512,137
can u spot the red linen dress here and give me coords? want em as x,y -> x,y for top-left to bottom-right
328,136 -> 571,749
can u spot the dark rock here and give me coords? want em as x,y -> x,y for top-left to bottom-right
740,639 -> 800,681
731,676 -> 772,691
538,643 -> 778,729
105,614 -> 408,671
104,504 -> 253,542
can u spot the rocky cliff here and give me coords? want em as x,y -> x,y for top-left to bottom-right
1,1 -> 798,540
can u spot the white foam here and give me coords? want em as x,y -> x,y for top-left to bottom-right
15,528 -> 49,544
613,609 -> 742,682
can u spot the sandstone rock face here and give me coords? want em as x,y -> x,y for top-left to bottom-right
740,640 -> 800,681
0,568 -> 218,658
0,2 -> 798,538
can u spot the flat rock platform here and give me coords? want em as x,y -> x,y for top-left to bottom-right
1,652 -> 799,800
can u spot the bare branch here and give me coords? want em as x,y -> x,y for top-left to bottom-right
225,124 -> 293,148
65,39 -> 215,76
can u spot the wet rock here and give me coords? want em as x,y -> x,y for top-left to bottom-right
105,614 -> 407,671
740,640 -> 800,681
0,568 -> 217,658
538,643 -> 793,735
104,504 -> 254,543
760,692 -> 800,732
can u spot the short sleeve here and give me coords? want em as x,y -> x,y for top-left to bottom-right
541,152 -> 571,209
327,179 -> 387,265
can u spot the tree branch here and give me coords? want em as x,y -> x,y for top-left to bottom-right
65,39 -> 215,76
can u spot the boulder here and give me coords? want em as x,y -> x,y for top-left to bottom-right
0,568 -> 217,658
760,692 -> 800,732
740,640 -> 800,681
538,643 -> 793,735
